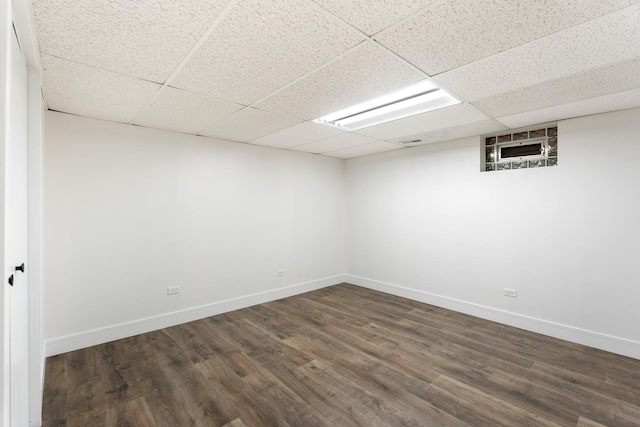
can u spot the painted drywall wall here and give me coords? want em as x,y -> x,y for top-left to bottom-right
43,111 -> 345,353
345,107 -> 640,358
44,107 -> 640,359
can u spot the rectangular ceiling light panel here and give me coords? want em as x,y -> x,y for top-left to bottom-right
314,80 -> 460,130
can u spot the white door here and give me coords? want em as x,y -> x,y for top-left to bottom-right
6,25 -> 29,427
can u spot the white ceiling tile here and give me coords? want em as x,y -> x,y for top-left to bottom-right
388,119 -> 509,145
251,121 -> 346,149
199,108 -> 301,142
35,0 -> 640,159
356,103 -> 488,141
324,141 -> 402,159
376,0 -> 639,76
254,42 -> 426,120
41,54 -> 160,124
434,4 -> 640,101
32,0 -> 231,83
170,0 -> 365,105
292,133 -> 379,154
310,0 -> 437,36
472,58 -> 640,118
497,88 -> 640,128
132,87 -> 243,134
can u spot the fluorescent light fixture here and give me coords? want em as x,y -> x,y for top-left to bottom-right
313,80 -> 460,131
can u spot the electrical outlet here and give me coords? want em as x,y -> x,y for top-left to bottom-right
504,288 -> 517,298
167,286 -> 180,295
277,270 -> 285,277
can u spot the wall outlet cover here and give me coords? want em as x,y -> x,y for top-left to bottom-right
504,288 -> 517,298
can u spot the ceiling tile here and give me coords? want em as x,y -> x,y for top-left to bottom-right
310,0 -> 437,36
434,4 -> 640,101
199,108 -> 301,142
254,41 -> 426,120
170,0 -> 365,106
375,0 -> 639,76
497,88 -> 640,128
41,54 -> 160,124
472,58 -> 640,118
324,141 -> 402,159
32,0 -> 232,83
291,133 -> 379,154
132,87 -> 243,134
251,122 -> 346,149
355,103 -> 488,141
387,119 -> 508,145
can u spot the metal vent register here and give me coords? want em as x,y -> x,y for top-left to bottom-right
483,127 -> 558,172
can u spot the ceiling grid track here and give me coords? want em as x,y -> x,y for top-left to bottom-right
30,0 -> 640,158
129,0 -> 243,125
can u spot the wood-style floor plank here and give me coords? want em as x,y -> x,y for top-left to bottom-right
41,354 -> 68,427
43,283 -> 640,426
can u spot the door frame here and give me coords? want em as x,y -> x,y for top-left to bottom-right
1,0 -> 12,423
1,0 -> 43,425
8,22 -> 29,427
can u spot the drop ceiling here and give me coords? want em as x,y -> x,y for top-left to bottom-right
31,0 -> 640,159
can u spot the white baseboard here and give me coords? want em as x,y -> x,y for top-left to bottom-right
46,274 -> 640,361
45,275 -> 345,357
346,275 -> 640,361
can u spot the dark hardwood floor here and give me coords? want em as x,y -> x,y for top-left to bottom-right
42,283 -> 640,427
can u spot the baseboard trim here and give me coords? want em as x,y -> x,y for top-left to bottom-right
45,275 -> 345,357
346,275 -> 640,360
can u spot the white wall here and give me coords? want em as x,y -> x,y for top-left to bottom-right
44,107 -> 640,360
43,111 -> 345,355
345,107 -> 640,359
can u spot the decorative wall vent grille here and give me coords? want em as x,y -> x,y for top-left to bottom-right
483,127 -> 558,172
